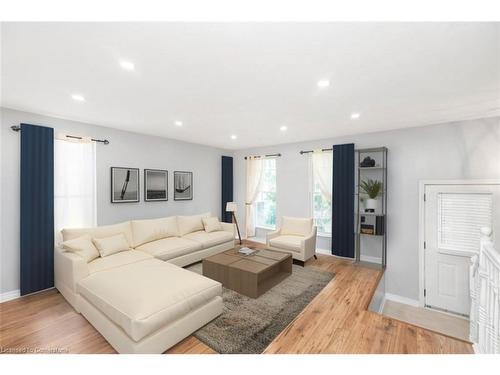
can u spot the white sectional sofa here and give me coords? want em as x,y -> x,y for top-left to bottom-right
54,213 -> 235,353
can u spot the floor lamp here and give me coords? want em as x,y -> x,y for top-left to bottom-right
226,202 -> 242,245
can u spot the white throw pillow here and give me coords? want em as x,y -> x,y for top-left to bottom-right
202,217 -> 223,233
93,233 -> 130,257
131,216 -> 178,247
61,221 -> 133,247
177,212 -> 211,236
61,235 -> 100,262
280,216 -> 313,237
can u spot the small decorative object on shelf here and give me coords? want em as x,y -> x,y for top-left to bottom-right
360,214 -> 385,235
360,156 -> 376,167
359,178 -> 382,213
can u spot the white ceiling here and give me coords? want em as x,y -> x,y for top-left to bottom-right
1,22 -> 499,149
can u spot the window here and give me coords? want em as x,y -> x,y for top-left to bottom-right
311,152 -> 332,236
438,192 -> 492,252
54,138 -> 97,235
255,158 -> 277,229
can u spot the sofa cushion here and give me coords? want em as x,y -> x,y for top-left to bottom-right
131,216 -> 178,247
88,250 -> 153,274
280,216 -> 313,237
61,235 -> 100,263
183,230 -> 234,248
269,235 -> 303,252
177,213 -> 211,236
135,237 -> 202,261
202,217 -> 223,233
77,259 -> 221,342
93,233 -> 130,257
61,221 -> 133,247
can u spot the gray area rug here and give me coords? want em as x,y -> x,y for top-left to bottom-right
186,262 -> 334,354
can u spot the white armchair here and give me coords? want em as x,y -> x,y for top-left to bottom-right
266,216 -> 317,265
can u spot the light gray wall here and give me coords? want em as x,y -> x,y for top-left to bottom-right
233,116 -> 500,301
0,107 -> 231,294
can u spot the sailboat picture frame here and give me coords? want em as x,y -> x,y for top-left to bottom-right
174,171 -> 193,201
111,167 -> 140,203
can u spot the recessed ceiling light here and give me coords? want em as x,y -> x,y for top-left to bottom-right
230,135 -> 237,140
351,113 -> 361,119
317,79 -> 330,88
280,125 -> 288,132
119,60 -> 135,71
174,121 -> 183,127
71,94 -> 85,102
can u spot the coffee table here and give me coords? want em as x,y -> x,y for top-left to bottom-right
202,247 -> 292,298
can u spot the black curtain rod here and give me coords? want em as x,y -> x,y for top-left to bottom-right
299,148 -> 332,155
244,153 -> 281,160
11,125 -> 110,145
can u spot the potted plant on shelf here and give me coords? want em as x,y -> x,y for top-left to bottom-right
360,179 -> 382,213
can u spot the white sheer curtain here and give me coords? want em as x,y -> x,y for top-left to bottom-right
245,157 -> 263,238
312,151 -> 333,203
54,136 -> 97,240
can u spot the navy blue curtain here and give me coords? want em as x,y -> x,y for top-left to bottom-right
20,123 -> 54,295
221,156 -> 233,223
332,143 -> 355,258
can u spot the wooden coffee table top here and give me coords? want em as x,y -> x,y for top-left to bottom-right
204,246 -> 291,274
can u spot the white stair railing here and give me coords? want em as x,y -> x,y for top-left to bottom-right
470,227 -> 500,353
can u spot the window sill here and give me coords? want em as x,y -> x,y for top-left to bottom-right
317,233 -> 332,238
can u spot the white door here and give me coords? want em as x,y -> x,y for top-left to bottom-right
424,183 -> 499,316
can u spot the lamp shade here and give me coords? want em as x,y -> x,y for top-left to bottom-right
226,202 -> 237,212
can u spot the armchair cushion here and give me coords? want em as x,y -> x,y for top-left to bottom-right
269,235 -> 303,253
281,217 -> 313,237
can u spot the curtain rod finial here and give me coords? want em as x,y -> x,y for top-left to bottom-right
11,125 -> 21,132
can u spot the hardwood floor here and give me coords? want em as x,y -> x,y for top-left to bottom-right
0,240 -> 472,354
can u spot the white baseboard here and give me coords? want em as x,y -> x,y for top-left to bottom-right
378,295 -> 387,314
360,254 -> 382,264
384,292 -> 420,307
316,248 -> 333,256
0,289 -> 20,303
316,249 -> 383,264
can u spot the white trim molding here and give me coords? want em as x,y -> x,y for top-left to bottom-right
316,248 -> 333,256
384,292 -> 420,307
360,254 -> 382,264
0,289 -> 20,303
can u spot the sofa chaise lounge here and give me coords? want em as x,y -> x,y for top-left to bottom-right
55,213 -> 235,353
